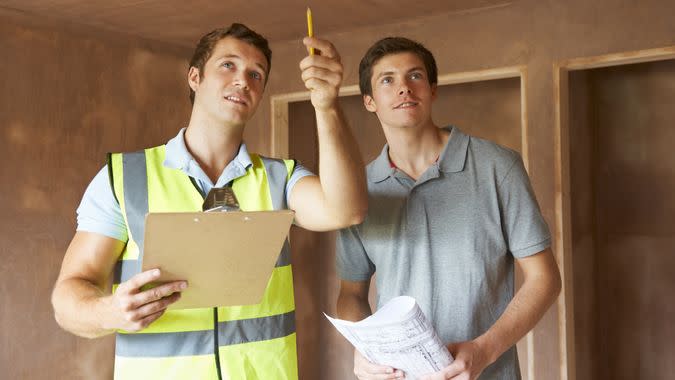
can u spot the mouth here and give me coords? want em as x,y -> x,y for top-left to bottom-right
394,101 -> 419,109
224,94 -> 248,106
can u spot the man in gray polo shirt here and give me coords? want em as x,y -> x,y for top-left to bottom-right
336,37 -> 561,380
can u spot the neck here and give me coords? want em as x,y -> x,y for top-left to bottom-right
184,109 -> 245,184
382,121 -> 449,180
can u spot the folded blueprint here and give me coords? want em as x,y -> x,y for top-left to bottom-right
325,296 -> 453,379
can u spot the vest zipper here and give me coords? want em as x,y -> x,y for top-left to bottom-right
191,176 -> 225,380
213,307 -> 223,380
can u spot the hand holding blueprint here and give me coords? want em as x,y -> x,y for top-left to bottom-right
325,296 -> 453,379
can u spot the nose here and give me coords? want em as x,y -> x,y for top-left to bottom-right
398,82 -> 412,95
233,71 -> 250,90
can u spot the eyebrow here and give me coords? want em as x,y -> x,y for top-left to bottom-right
375,66 -> 425,80
219,54 -> 267,73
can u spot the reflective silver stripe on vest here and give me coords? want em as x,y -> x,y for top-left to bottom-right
116,328 -> 214,357
122,151 -> 149,256
115,310 -> 295,357
276,240 -> 291,267
217,309 -> 295,347
113,152 -> 149,284
262,157 -> 293,268
261,157 -> 290,210
114,259 -> 139,284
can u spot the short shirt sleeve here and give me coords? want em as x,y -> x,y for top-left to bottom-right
498,156 -> 551,258
285,161 -> 314,206
336,225 -> 376,282
76,166 -> 128,242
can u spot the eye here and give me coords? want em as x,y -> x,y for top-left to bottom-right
410,72 -> 423,80
381,76 -> 393,85
249,71 -> 263,81
222,61 -> 234,69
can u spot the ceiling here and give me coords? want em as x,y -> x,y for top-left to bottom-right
1,0 -> 511,47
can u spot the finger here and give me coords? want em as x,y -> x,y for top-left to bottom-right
301,67 -> 342,87
357,371 -> 404,380
302,37 -> 340,60
442,361 -> 466,378
117,268 -> 162,294
303,77 -> 333,92
421,371 -> 451,380
129,292 -> 181,321
354,352 -> 402,379
134,308 -> 167,331
299,54 -> 343,73
355,367 -> 403,380
359,361 -> 399,376
133,280 -> 187,307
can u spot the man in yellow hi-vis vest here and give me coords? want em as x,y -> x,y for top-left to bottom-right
51,23 -> 367,380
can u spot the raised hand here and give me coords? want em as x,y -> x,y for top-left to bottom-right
299,37 -> 344,111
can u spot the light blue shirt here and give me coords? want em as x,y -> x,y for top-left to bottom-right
76,128 -> 314,241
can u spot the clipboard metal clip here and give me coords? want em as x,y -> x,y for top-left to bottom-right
203,187 -> 240,212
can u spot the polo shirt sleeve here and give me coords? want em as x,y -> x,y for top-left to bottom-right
498,155 -> 551,258
285,161 -> 314,207
336,225 -> 375,282
76,166 -> 129,242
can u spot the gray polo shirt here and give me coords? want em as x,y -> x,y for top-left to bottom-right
336,126 -> 550,379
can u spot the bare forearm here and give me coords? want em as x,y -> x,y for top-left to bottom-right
315,106 -> 368,226
475,261 -> 561,364
52,278 -> 114,339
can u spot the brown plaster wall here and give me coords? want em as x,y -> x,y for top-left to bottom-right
0,12 -> 192,379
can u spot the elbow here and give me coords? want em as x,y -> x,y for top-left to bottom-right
52,310 -> 69,333
349,204 -> 368,225
51,287 -> 64,328
341,204 -> 368,227
341,184 -> 369,226
53,309 -> 100,340
543,262 -> 563,303
347,193 -> 369,225
51,285 -> 97,339
51,288 -> 71,334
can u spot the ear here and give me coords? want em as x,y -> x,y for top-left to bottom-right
363,94 -> 377,113
188,66 -> 201,92
431,83 -> 438,101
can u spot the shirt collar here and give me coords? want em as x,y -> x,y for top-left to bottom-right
437,126 -> 469,173
163,127 -> 253,178
368,126 -> 469,183
369,144 -> 397,183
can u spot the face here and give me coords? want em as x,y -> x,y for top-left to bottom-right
364,52 -> 436,130
189,36 -> 268,127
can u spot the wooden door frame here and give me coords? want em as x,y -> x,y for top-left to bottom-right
553,45 -> 675,380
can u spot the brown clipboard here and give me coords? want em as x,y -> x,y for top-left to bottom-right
141,210 -> 294,310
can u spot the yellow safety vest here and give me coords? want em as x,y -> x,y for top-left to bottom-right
108,145 -> 298,380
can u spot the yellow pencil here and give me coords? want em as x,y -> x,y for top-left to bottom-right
306,7 -> 314,55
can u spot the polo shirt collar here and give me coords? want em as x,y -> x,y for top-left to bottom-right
369,126 -> 469,183
370,145 -> 397,183
438,126 -> 469,173
163,127 -> 253,175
